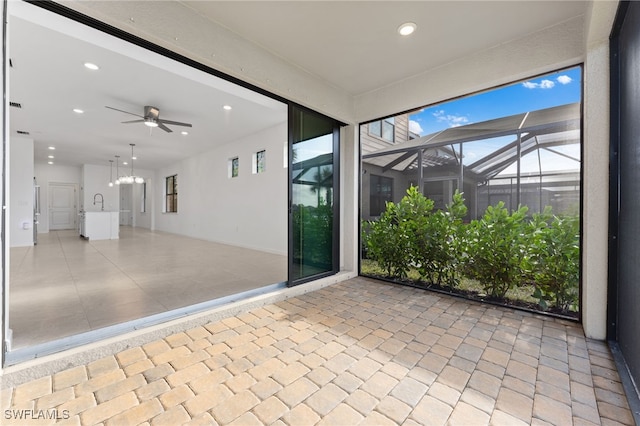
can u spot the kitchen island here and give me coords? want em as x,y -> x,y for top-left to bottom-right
80,211 -> 119,240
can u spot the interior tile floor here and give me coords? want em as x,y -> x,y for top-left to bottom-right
9,228 -> 286,349
1,277 -> 635,425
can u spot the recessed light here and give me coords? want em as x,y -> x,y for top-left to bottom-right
223,105 -> 232,111
132,156 -> 137,160
123,161 -> 128,165
48,146 -> 55,150
48,161 -> 54,165
48,155 -> 54,159
84,62 -> 99,70
398,22 -> 417,36
181,131 -> 189,135
73,108 -> 84,114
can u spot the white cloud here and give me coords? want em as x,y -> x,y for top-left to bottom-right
522,79 -> 555,89
433,110 -> 469,128
557,75 -> 572,85
409,120 -> 424,135
540,79 -> 555,89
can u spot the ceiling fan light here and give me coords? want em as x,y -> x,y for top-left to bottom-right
144,120 -> 159,128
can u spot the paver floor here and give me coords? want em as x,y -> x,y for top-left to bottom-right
1,277 -> 635,425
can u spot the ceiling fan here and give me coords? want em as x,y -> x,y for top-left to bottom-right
105,105 -> 192,133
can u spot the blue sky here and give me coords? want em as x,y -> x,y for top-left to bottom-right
409,66 -> 582,136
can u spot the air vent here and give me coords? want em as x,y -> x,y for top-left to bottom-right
16,130 -> 30,135
9,102 -> 22,108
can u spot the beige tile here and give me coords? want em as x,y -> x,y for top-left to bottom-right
94,374 -> 146,403
360,411 -> 397,426
136,379 -> 170,402
165,362 -> 209,387
79,392 -> 138,425
158,384 -> 194,409
250,378 -> 283,400
150,405 -> 191,426
317,403 -> 363,426
183,385 -> 232,417
280,403 -> 321,425
305,383 -> 348,416
115,347 -> 147,367
410,395 -> 453,426
51,367 -> 86,393
495,388 -> 533,423
35,387 -> 75,411
375,395 -> 411,423
448,400 -> 490,425
209,390 -> 260,424
188,369 -> 230,395
532,394 -> 572,425
75,369 -> 126,397
252,396 -> 289,424
105,398 -> 163,426
5,277 -> 635,426
276,377 -> 319,407
13,376 -> 52,405
141,363 -> 175,383
151,346 -> 191,366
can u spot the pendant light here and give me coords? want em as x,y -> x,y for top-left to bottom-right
116,144 -> 144,184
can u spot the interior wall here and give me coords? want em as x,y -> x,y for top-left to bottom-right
81,164 -> 119,213
8,137 -> 34,247
153,122 -> 287,255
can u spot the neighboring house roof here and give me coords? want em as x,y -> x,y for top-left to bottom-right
362,103 -> 580,181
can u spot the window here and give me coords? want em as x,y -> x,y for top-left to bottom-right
229,157 -> 239,178
253,150 -> 266,174
166,175 -> 177,213
369,117 -> 395,143
370,174 -> 393,216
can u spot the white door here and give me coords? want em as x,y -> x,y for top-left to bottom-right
49,183 -> 77,230
119,184 -> 132,225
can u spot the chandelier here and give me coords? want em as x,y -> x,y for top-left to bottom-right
116,144 -> 144,184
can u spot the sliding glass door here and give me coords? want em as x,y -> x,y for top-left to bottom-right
288,106 -> 340,286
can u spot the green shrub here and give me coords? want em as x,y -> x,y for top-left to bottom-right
364,200 -> 412,278
412,190 -> 467,287
465,202 -> 529,299
527,211 -> 579,312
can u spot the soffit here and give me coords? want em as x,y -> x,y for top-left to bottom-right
182,1 -> 589,96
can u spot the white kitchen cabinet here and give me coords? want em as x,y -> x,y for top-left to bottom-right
81,211 -> 119,240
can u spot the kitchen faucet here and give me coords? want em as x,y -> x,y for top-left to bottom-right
93,193 -> 104,211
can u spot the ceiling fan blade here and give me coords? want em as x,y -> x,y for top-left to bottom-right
159,119 -> 192,128
157,122 -> 173,133
121,119 -> 145,124
105,106 -> 143,118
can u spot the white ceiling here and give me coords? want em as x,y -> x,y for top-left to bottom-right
8,4 -> 287,169
182,1 -> 589,95
8,0 -> 592,169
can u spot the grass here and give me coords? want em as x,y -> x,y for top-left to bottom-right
360,259 -> 575,316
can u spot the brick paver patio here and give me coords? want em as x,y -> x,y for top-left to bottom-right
0,277 -> 635,425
